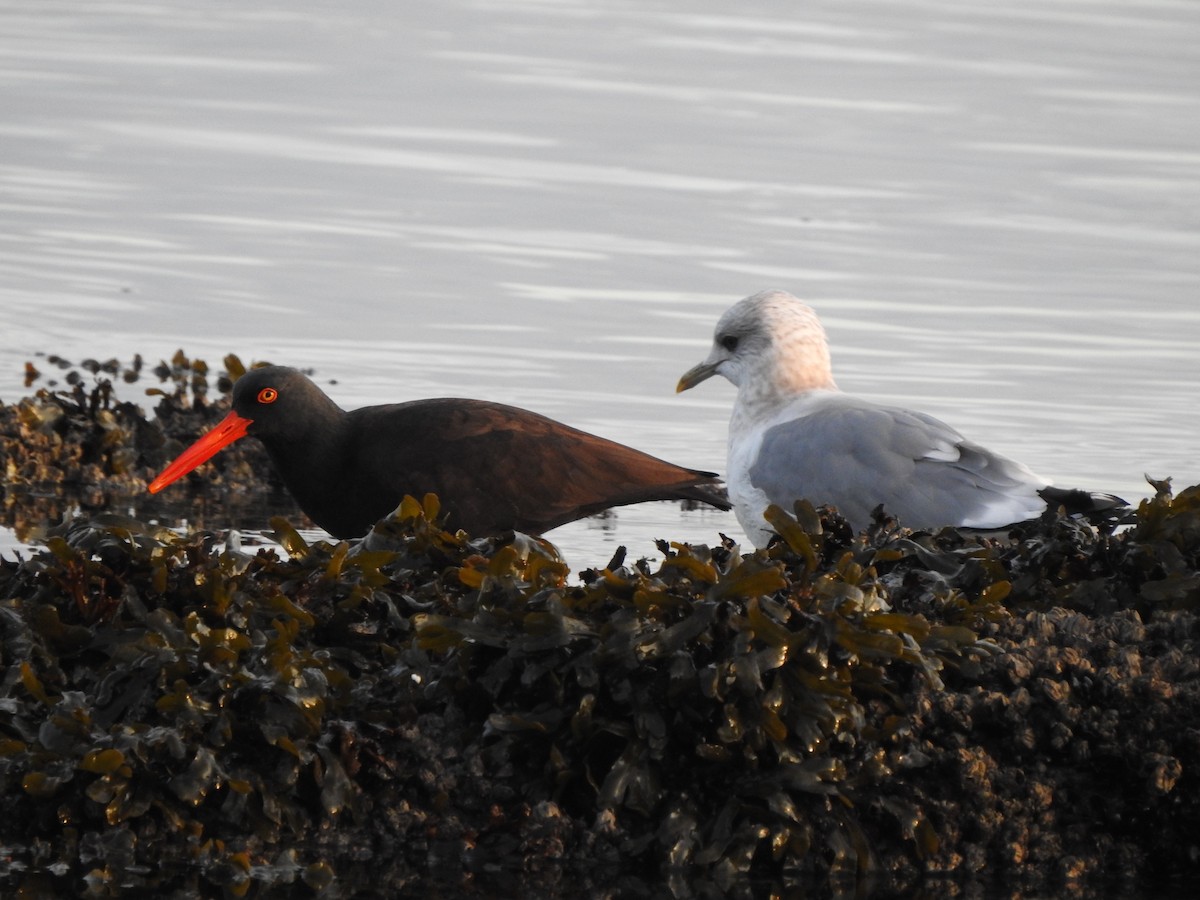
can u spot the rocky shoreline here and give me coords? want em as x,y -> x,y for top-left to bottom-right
1,357 -> 1196,897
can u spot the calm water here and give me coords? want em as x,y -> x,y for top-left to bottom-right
1,0 -> 1198,566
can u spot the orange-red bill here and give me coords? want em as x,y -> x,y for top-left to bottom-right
148,410 -> 253,493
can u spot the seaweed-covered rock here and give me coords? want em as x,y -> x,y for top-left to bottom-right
1,361 -> 1198,897
1,352 -> 303,542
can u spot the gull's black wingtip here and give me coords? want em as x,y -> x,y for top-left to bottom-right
1039,486 -> 1132,528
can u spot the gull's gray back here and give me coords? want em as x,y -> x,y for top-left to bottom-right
746,394 -> 1046,530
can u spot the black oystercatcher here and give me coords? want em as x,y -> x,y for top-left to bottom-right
149,365 -> 730,538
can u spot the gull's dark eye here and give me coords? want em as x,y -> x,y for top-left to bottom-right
720,335 -> 739,352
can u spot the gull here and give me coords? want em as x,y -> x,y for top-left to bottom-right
677,289 -> 1122,546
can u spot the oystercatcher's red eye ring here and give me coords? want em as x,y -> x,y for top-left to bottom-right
257,387 -> 278,404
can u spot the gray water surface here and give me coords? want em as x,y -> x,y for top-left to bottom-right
2,0 -> 1198,565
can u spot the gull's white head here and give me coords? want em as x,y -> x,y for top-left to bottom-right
677,290 -> 836,400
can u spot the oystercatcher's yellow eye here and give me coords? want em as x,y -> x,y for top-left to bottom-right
257,387 -> 278,404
